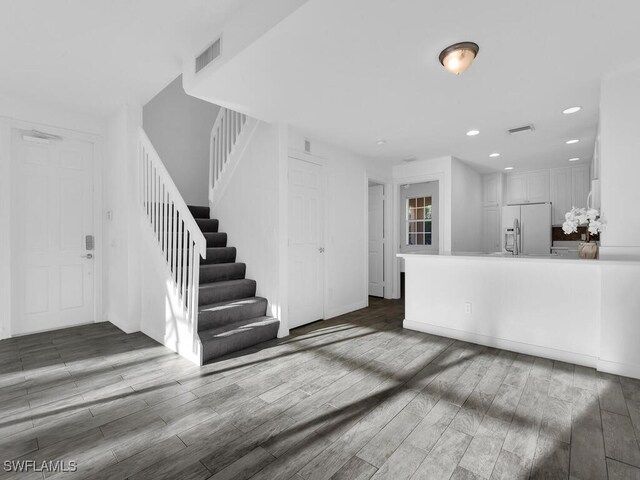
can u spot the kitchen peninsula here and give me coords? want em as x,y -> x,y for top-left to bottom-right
399,252 -> 640,378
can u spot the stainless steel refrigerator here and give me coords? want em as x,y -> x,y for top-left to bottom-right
501,203 -> 552,255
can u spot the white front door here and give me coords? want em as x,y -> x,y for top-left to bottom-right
368,184 -> 384,297
11,130 -> 95,335
288,157 -> 324,329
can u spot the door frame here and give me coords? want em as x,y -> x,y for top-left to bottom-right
287,150 -> 328,328
4,118 -> 103,338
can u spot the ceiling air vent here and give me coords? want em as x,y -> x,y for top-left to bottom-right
507,124 -> 535,135
195,37 -> 221,73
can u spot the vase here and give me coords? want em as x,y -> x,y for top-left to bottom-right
578,242 -> 599,259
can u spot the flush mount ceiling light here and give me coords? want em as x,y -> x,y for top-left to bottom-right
504,167 -> 514,171
569,157 -> 580,162
439,42 -> 480,75
566,139 -> 579,144
466,129 -> 480,136
563,106 -> 582,114
376,139 -> 387,145
489,153 -> 501,158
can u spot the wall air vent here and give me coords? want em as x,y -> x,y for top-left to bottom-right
507,124 -> 535,135
195,37 -> 221,73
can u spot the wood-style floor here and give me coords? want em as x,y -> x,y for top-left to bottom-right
1,297 -> 640,480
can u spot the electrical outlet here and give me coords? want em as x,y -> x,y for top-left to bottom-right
465,302 -> 472,314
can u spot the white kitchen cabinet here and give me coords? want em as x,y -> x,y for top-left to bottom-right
482,173 -> 502,206
506,170 -> 549,205
572,165 -> 591,209
527,170 -> 550,203
506,173 -> 528,204
550,167 -> 572,225
483,206 -> 501,252
550,164 -> 592,225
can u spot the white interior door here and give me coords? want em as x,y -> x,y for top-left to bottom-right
288,157 -> 324,329
368,184 -> 384,297
11,130 -> 95,335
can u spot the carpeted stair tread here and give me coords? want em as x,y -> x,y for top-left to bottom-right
185,204 -> 278,362
199,316 -> 280,362
199,279 -> 256,305
199,262 -> 246,283
188,205 -> 210,219
204,232 -> 227,247
196,218 -> 219,232
201,247 -> 236,265
198,296 -> 268,331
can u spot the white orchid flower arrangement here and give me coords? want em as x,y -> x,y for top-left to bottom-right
562,207 -> 604,238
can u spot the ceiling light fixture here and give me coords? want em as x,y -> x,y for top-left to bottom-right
376,139 -> 387,145
566,139 -> 579,144
569,157 -> 580,162
466,129 -> 480,136
504,167 -> 514,171
562,106 -> 582,114
439,42 -> 479,75
489,153 -> 500,158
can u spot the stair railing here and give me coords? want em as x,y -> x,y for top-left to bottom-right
138,128 -> 207,352
209,107 -> 248,194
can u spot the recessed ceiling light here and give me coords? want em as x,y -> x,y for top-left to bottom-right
376,139 -> 387,145
562,106 -> 582,114
566,139 -> 579,144
439,42 -> 479,75
504,167 -> 514,171
568,157 -> 580,162
466,130 -> 480,136
489,153 -> 500,158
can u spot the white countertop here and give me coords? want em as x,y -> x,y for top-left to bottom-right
397,251 -> 640,265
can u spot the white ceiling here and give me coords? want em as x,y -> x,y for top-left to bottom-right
192,0 -> 640,172
0,0 -> 250,118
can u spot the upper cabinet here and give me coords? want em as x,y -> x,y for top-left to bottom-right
550,164 -> 591,225
505,170 -> 549,205
571,165 -> 591,209
482,173 -> 503,206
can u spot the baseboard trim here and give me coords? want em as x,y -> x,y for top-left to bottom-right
325,300 -> 368,320
141,325 -> 200,365
597,358 -> 640,380
403,319 -> 598,369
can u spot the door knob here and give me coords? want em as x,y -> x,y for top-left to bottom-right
81,254 -> 93,259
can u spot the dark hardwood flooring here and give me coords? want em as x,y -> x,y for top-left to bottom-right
1,297 -> 640,479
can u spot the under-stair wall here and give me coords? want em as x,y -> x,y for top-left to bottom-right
209,121 -> 284,334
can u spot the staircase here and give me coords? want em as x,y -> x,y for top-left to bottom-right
188,204 -> 279,362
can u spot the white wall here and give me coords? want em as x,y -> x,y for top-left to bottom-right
451,157 -> 483,253
288,130 -> 369,319
183,0 -> 309,114
143,75 -> 220,206
600,67 -> 640,259
596,67 -> 640,379
103,104 -> 143,334
213,121 -> 283,331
